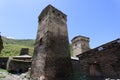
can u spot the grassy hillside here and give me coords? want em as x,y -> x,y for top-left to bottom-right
0,36 -> 73,57
0,37 -> 35,57
2,36 -> 34,47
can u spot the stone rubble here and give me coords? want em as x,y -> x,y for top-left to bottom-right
0,73 -> 29,80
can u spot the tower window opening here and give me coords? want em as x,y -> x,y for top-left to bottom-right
57,13 -> 60,16
52,10 -> 55,13
39,18 -> 41,22
75,44 -> 77,46
39,38 -> 43,45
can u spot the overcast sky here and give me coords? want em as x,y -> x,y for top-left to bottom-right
0,0 -> 120,48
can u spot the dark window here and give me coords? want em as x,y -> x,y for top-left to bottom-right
57,13 -> 60,16
75,44 -> 77,46
52,10 -> 55,13
39,18 -> 41,22
39,38 -> 43,45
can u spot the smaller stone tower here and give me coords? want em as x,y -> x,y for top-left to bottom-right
71,35 -> 90,57
20,48 -> 29,55
0,32 -> 3,53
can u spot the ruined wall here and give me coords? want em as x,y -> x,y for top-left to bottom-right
7,60 -> 31,73
77,39 -> 120,79
0,57 -> 9,69
30,5 -> 73,80
0,35 -> 3,53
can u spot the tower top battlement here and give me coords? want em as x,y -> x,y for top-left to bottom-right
71,35 -> 89,43
38,4 -> 67,22
71,35 -> 90,57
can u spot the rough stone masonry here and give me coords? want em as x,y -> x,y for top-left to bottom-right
0,33 -> 3,53
30,5 -> 73,80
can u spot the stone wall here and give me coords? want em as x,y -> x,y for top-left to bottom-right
7,59 -> 31,74
77,39 -> 120,79
0,57 -> 9,69
0,35 -> 3,53
71,57 -> 80,80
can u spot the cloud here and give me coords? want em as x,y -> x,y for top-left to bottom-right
7,36 -> 15,39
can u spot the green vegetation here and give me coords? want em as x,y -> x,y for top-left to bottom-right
70,44 -> 73,56
0,68 -> 8,78
0,37 -> 34,57
2,36 -> 34,47
0,36 -> 73,57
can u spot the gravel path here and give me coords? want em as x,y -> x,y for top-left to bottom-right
0,73 -> 29,80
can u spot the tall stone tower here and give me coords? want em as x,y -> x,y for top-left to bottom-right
30,5 -> 72,80
71,35 -> 90,57
0,33 -> 3,53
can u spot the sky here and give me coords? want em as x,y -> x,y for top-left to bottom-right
0,0 -> 120,48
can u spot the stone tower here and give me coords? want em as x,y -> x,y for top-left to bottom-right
20,48 -> 29,55
0,33 -> 3,53
71,35 -> 90,57
30,5 -> 72,80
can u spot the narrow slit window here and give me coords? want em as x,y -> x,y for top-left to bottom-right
75,44 -> 77,46
52,10 -> 55,13
39,18 -> 41,22
39,38 -> 43,45
57,13 -> 60,16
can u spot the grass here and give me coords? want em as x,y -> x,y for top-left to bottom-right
0,68 -> 8,78
1,36 -> 73,57
0,44 -> 34,57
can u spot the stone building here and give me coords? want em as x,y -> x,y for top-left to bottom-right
77,38 -> 120,79
30,5 -> 73,80
7,59 -> 31,74
71,35 -> 90,57
0,4 -> 119,80
0,33 -> 3,53
7,48 -> 31,73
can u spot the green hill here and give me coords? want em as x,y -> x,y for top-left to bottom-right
0,37 -> 35,57
0,36 -> 73,57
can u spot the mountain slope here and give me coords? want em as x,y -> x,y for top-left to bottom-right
0,36 -> 73,57
0,37 -> 35,57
